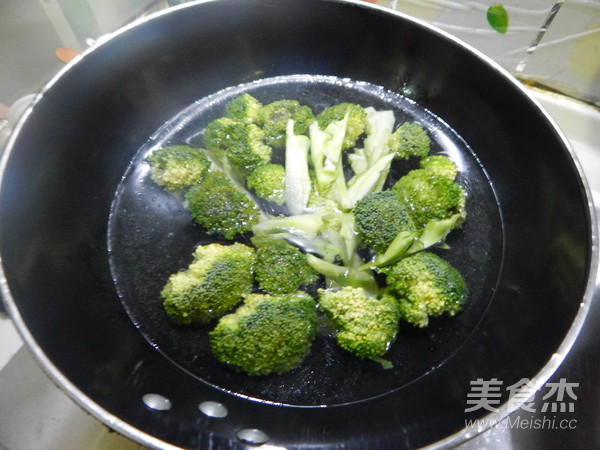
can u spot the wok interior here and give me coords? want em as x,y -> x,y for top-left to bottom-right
0,0 -> 592,447
108,74 -> 503,406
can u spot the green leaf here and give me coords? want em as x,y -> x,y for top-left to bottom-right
487,4 -> 509,34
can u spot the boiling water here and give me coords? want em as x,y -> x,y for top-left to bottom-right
108,75 -> 503,406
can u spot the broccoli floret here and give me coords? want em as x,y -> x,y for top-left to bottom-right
392,167 -> 466,229
185,170 -> 261,239
317,286 -> 401,366
146,145 -> 210,191
225,93 -> 263,123
382,251 -> 467,328
203,117 -> 272,173
259,100 -> 315,148
226,123 -> 272,173
247,163 -> 286,205
388,121 -> 431,159
203,117 -> 239,152
316,103 -> 367,150
209,292 -> 317,375
353,190 -> 417,254
251,235 -> 318,294
419,154 -> 458,181
162,242 -> 255,324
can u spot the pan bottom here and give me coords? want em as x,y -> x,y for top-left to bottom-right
107,75 -> 504,406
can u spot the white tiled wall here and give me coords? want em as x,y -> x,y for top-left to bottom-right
380,0 -> 557,70
378,0 -> 600,106
522,0 -> 600,106
1,1 -> 598,107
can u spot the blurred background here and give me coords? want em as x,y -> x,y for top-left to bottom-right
0,0 -> 598,110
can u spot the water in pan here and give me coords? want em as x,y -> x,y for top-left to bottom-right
107,75 -> 503,406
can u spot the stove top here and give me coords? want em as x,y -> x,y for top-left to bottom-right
1,86 -> 598,450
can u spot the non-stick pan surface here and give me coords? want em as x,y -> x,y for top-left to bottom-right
0,0 -> 596,448
108,74 -> 503,407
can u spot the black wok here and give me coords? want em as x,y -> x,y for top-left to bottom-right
0,0 -> 597,448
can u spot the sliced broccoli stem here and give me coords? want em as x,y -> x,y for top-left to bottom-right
406,214 -> 462,255
252,213 -> 324,236
267,232 -> 341,263
372,356 -> 394,370
370,230 -> 419,268
309,115 -> 348,195
285,119 -> 312,215
362,213 -> 463,270
306,254 -> 378,294
363,108 -> 395,167
346,153 -> 395,207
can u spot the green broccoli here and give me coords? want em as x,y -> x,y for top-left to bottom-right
258,100 -> 315,148
284,119 -> 312,215
146,145 -> 210,191
209,292 -> 317,375
306,254 -> 378,294
319,209 -> 362,267
344,107 -> 396,203
419,154 -> 458,181
388,121 -> 431,159
353,190 -> 417,254
381,251 -> 468,328
367,213 -> 462,269
357,155 -> 464,269
185,170 -> 261,239
225,93 -> 263,123
316,103 -> 367,150
148,98 -> 472,375
309,114 -> 349,200
203,117 -> 239,152
203,117 -> 272,173
251,235 -> 318,294
162,242 -> 255,324
317,286 -> 401,366
252,206 -> 345,266
392,166 -> 466,229
252,212 -> 324,237
247,163 -> 286,205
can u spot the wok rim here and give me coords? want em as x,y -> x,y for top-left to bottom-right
0,0 -> 597,448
